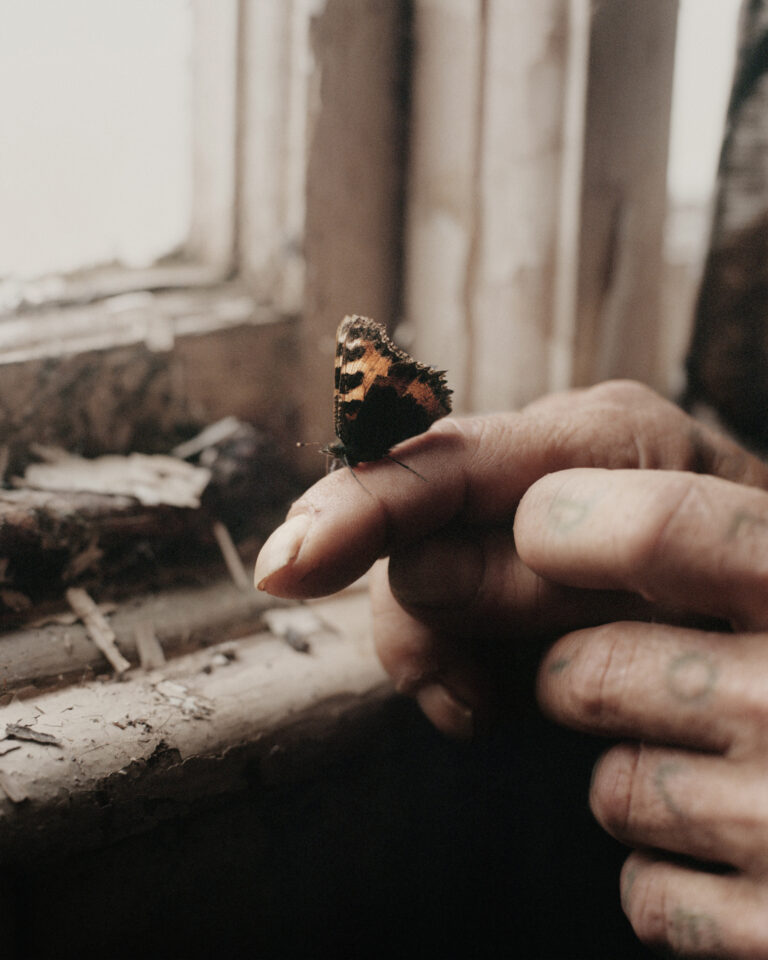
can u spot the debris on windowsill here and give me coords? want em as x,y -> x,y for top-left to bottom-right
62,536 -> 105,582
201,648 -> 238,674
263,606 -> 328,655
0,589 -> 31,612
0,770 -> 27,804
17,446 -> 211,509
66,587 -> 131,676
153,680 -> 213,719
27,602 -> 117,630
134,621 -> 166,670
172,416 -> 243,460
3,723 -> 62,748
0,417 -> 301,616
112,717 -> 153,735
212,520 -> 251,591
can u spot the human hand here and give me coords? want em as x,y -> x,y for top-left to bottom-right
520,465 -> 768,958
255,381 -> 768,739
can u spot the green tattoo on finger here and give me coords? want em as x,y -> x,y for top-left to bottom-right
654,760 -> 686,818
546,494 -> 595,532
547,657 -> 571,674
728,508 -> 768,539
666,651 -> 718,705
670,907 -> 722,953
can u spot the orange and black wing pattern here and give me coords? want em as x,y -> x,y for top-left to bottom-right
327,315 -> 452,466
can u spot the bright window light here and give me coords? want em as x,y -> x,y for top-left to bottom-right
0,0 -> 192,280
667,0 -> 742,206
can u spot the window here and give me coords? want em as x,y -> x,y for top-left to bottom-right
0,0 -> 192,283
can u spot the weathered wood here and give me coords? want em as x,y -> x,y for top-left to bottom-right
65,587 -> 131,676
0,291 -> 301,472
0,420 -> 301,615
405,0 -> 678,409
572,0 -> 678,389
404,0 -> 483,411
0,487 -> 206,552
19,448 -> 211,508
187,0 -> 238,274
405,0 -> 587,412
134,620 -> 167,670
212,520 -> 251,590
0,488 -> 210,620
238,0 -> 302,308
469,0 -> 578,411
0,586 -> 390,859
0,578 -> 276,692
300,0 -> 408,470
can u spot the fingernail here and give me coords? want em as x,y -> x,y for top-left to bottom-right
254,513 -> 312,591
589,752 -> 606,798
416,683 -> 474,741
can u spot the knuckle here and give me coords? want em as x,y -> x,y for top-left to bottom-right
731,682 -> 768,749
623,475 -> 709,588
584,379 -> 658,408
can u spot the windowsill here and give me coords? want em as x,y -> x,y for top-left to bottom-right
0,581 -> 390,859
0,277 -> 292,365
0,278 -> 304,480
0,262 -> 231,317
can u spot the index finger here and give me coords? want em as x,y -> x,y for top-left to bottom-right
515,467 -> 768,629
254,382 -> 768,599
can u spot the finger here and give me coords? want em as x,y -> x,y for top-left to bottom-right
537,620 -> 768,753
591,743 -> 768,873
380,533 -> 654,736
369,560 -> 487,740
621,851 -> 768,958
387,527 -> 664,642
516,467 -> 768,629
256,382 -> 768,599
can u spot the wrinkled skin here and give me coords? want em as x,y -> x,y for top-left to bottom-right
256,381 -> 768,958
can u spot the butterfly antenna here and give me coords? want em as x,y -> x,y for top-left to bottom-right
296,441 -> 323,448
385,454 -> 428,482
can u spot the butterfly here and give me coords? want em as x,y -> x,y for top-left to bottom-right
315,315 -> 452,476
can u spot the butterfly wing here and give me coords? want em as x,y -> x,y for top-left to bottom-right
333,315 -> 452,463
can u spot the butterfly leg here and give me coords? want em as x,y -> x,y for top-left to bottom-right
385,454 -> 428,482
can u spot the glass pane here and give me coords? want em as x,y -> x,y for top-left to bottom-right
667,0 -> 741,208
0,0 -> 192,280
661,0 -> 742,394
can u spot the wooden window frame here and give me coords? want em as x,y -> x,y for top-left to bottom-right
405,0 -> 680,410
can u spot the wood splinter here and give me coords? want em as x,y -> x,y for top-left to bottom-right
212,520 -> 251,592
65,587 -> 131,676
134,620 -> 166,670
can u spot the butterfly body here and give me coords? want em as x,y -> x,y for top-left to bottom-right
324,315 -> 452,469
